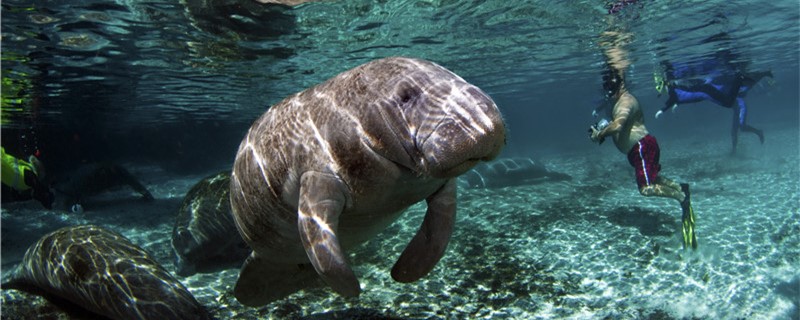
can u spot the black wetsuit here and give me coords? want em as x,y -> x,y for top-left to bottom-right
660,60 -> 772,153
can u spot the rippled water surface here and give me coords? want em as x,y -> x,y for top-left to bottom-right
3,1 -> 797,127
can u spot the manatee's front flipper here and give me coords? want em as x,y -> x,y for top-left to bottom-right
297,171 -> 360,297
392,179 -> 456,283
114,165 -> 154,200
234,254 -> 323,307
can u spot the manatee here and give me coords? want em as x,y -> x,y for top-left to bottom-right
459,157 -> 572,189
3,225 -> 210,320
255,0 -> 317,5
230,56 -> 506,306
53,162 -> 154,211
172,171 -> 250,276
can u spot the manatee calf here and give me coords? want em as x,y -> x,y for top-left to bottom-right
172,171 -> 250,276
459,157 -> 572,189
3,225 -> 210,320
230,56 -> 506,306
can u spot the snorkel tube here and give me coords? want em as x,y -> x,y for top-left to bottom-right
654,70 -> 666,96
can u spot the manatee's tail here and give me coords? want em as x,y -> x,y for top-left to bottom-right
545,171 -> 573,181
114,165 -> 154,200
233,255 -> 323,307
680,183 -> 697,250
1,265 -> 26,290
1,264 -> 47,296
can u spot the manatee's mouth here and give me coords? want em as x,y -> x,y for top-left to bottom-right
418,114 -> 505,178
435,155 -> 496,178
423,149 -> 501,179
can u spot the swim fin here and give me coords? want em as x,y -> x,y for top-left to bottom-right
680,183 -> 697,250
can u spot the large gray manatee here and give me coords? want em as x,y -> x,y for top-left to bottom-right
230,56 -> 506,306
3,225 -> 210,320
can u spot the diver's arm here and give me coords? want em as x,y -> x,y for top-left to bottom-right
656,89 -> 679,119
591,104 -> 626,143
594,96 -> 632,141
23,168 -> 54,209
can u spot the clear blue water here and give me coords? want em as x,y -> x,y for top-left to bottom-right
2,0 -> 799,319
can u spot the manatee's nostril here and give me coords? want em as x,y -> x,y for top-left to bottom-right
466,87 -> 488,101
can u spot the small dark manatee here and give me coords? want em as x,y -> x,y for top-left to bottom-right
3,225 -> 210,320
53,162 -> 154,211
459,157 -> 572,189
230,56 -> 506,306
172,171 -> 250,276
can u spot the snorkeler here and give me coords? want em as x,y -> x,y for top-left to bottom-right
1,147 -> 55,209
591,65 -> 697,249
594,0 -> 697,249
654,60 -> 773,154
592,24 -> 697,249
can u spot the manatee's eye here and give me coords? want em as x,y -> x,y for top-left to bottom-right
178,230 -> 190,239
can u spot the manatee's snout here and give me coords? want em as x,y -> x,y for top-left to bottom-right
422,86 -> 506,178
172,229 -> 199,276
174,255 -> 196,277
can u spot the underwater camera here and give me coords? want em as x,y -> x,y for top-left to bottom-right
588,118 -> 610,144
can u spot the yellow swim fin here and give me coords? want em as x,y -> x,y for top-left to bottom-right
681,202 -> 697,250
680,183 -> 697,250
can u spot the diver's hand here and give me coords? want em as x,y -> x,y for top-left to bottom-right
589,126 -> 605,144
656,104 -> 678,119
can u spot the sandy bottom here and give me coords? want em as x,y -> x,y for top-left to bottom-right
2,124 -> 798,319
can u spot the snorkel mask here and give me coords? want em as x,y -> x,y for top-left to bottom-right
654,71 -> 666,95
602,66 -> 622,99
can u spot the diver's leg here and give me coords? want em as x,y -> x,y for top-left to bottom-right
697,83 -> 738,108
642,179 -> 696,249
639,183 -> 685,203
735,98 -> 765,144
656,175 -> 682,193
731,106 -> 740,154
631,136 -> 680,202
740,124 -> 765,144
744,70 -> 773,85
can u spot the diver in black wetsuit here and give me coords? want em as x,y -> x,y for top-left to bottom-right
654,59 -> 773,154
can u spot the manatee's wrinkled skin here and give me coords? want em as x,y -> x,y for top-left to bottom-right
4,225 -> 210,320
230,56 -> 507,306
172,171 -> 250,276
